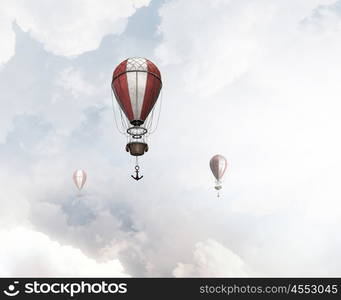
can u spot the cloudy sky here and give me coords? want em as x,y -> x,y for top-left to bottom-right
0,0 -> 341,277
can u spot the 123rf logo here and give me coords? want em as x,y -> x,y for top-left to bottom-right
3,281 -> 127,297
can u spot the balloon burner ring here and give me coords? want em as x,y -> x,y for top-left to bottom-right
127,126 -> 147,139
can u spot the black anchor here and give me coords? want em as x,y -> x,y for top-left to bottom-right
131,165 -> 143,181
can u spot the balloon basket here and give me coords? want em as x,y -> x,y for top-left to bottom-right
126,142 -> 148,156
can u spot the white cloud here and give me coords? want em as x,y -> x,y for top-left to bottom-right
0,0 -> 150,64
1,0 -> 341,277
0,11 -> 15,66
57,67 -> 97,99
152,0 -> 341,276
173,239 -> 251,277
156,0 -> 341,217
0,227 -> 130,277
156,0 -> 336,96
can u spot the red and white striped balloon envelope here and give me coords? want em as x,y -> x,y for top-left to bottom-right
209,155 -> 228,181
111,57 -> 162,125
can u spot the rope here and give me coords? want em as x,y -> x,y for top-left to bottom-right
111,89 -> 127,135
145,102 -> 155,131
119,106 -> 129,135
149,89 -> 163,134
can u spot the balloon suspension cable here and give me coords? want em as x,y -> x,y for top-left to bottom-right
131,156 -> 143,181
148,89 -> 163,134
111,90 -> 128,135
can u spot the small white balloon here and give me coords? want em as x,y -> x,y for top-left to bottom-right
73,169 -> 87,190
210,155 -> 228,191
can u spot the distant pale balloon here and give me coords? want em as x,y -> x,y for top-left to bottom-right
73,169 -> 87,190
210,155 -> 227,191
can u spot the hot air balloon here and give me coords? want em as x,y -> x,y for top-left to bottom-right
210,155 -> 228,197
73,169 -> 87,190
111,57 -> 162,180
